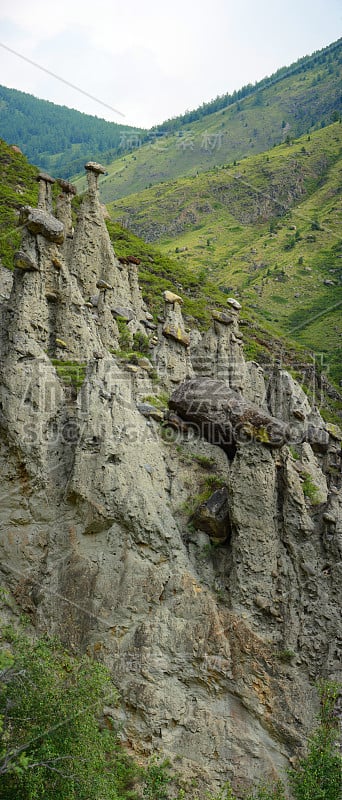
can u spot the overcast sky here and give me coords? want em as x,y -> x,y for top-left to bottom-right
0,0 -> 341,129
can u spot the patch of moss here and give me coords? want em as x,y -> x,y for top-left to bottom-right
51,359 -> 86,388
302,472 -> 321,504
0,139 -> 39,269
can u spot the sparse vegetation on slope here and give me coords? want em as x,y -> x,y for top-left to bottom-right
107,123 -> 342,390
0,138 -> 38,269
73,38 -> 342,202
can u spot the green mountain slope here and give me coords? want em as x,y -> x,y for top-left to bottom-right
72,38 -> 342,202
107,123 -> 342,391
1,38 -> 340,193
0,139 -> 38,269
0,136 -> 340,421
0,86 -> 145,179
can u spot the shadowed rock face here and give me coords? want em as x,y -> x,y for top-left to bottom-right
169,377 -> 290,453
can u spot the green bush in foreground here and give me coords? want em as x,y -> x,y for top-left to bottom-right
0,628 -> 139,800
288,682 -> 342,800
1,618 -> 341,800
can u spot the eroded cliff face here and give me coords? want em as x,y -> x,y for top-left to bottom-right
0,166 -> 341,797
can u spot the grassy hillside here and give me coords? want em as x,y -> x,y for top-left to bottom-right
107,123 -> 342,391
0,138 -> 38,269
0,85 -> 145,179
72,38 -> 342,202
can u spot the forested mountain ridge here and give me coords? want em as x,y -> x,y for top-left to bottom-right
153,36 -> 342,132
0,85 -> 145,178
107,122 -> 342,396
75,37 -> 342,202
0,38 -> 340,191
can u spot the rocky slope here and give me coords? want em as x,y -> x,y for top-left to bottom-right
0,166 -> 341,797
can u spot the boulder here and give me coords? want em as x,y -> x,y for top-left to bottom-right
162,323 -> 190,348
226,297 -> 241,311
137,402 -> 163,421
305,425 -> 330,453
36,172 -> 55,184
13,250 -> 38,271
96,279 -> 113,291
19,206 -> 65,244
111,306 -> 135,322
85,161 -> 106,175
169,377 -> 289,452
211,310 -> 235,325
57,178 -> 77,195
191,486 -> 231,542
163,290 -> 183,305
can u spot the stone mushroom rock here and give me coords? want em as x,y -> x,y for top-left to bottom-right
163,290 -> 183,305
211,310 -> 235,325
19,206 -> 65,244
37,172 -> 55,184
57,178 -> 77,195
85,161 -> 106,175
162,290 -> 190,347
169,377 -> 289,453
191,311 -> 247,392
227,297 -> 242,311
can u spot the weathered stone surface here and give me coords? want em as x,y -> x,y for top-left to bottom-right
162,322 -> 190,347
111,305 -> 135,322
326,422 -> 342,441
57,178 -> 77,194
163,289 -> 183,304
191,486 -> 231,542
13,250 -> 38,271
227,297 -> 241,310
19,206 -> 65,243
211,310 -> 235,325
169,377 -> 289,451
85,161 -> 106,174
0,158 -> 341,799
0,265 -> 13,298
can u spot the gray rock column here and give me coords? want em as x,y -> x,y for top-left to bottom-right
36,172 -> 55,213
56,178 -> 77,238
154,291 -> 193,386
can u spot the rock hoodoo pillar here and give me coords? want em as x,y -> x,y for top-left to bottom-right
36,172 -> 55,213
